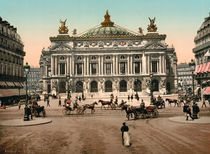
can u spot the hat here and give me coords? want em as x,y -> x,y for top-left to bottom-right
123,122 -> 126,125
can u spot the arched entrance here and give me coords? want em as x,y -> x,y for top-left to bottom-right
166,82 -> 171,93
152,79 -> 159,91
59,81 -> 66,93
120,80 -> 127,92
76,81 -> 83,93
134,80 -> 142,92
105,80 -> 112,92
90,81 -> 98,92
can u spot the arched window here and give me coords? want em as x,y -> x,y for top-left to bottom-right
134,80 -> 142,92
152,79 -> 159,91
76,81 -> 83,93
90,81 -> 98,92
105,80 -> 112,92
119,80 -> 127,92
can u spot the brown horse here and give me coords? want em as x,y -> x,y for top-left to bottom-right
98,100 -> 112,109
82,102 -> 98,114
166,98 -> 179,107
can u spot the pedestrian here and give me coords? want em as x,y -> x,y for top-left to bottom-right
47,98 -> 50,107
186,105 -> 194,121
202,99 -> 207,108
120,122 -> 130,146
192,102 -> 200,119
115,96 -> 118,105
58,95 -> 61,107
128,95 -> 130,101
131,94 -> 133,102
18,100 -> 21,110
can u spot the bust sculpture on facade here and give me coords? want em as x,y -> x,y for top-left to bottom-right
59,19 -> 69,34
147,17 -> 157,32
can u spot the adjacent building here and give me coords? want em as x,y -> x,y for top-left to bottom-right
177,63 -> 195,94
24,67 -> 41,94
193,13 -> 210,99
40,11 -> 178,97
0,17 -> 25,104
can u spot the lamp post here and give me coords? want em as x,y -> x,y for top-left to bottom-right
189,59 -> 195,97
150,73 -> 154,105
66,74 -> 70,99
23,62 -> 30,121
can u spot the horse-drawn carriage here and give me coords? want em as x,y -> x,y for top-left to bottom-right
31,100 -> 46,117
121,104 -> 159,120
98,99 -> 118,110
63,99 -> 98,115
153,96 -> 165,109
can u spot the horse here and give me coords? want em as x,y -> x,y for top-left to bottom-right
98,100 -> 112,109
165,98 -> 179,107
121,104 -> 136,120
82,102 -> 98,114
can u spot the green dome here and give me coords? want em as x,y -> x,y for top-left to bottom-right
82,26 -> 135,37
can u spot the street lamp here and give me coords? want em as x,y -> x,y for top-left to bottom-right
150,73 -> 154,105
23,62 -> 30,121
189,59 -> 195,96
66,74 -> 70,99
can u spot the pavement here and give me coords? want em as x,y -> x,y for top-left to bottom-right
169,116 -> 210,124
0,118 -> 52,127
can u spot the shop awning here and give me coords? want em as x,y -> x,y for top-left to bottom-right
197,64 -> 203,73
204,62 -> 210,73
0,81 -> 7,87
204,87 -> 210,95
5,82 -> 15,87
201,63 -> 207,73
0,89 -> 26,97
194,65 -> 200,74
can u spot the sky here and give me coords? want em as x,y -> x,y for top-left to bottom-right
0,0 -> 210,67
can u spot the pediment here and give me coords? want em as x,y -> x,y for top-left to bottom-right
144,42 -> 166,49
50,42 -> 72,51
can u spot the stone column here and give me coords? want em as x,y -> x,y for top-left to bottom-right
51,56 -> 54,75
142,53 -> 146,74
84,56 -> 86,75
67,56 -> 69,75
58,64 -> 60,76
55,57 -> 57,75
130,55 -> 133,74
98,56 -> 100,75
160,55 -> 162,74
116,55 -> 118,74
72,56 -> 74,75
113,55 -> 115,74
70,56 -> 72,75
101,56 -> 103,75
87,56 -> 89,75
127,56 -> 130,74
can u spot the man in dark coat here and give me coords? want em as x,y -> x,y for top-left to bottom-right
121,122 -> 129,143
192,103 -> 200,119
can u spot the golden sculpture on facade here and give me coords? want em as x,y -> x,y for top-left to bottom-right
147,17 -> 157,32
59,19 -> 69,34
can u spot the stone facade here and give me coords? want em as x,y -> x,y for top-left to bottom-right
39,11 -> 177,97
193,13 -> 210,99
0,17 -> 25,102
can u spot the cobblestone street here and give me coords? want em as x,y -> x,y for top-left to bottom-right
0,97 -> 210,154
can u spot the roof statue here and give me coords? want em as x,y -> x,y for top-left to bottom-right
101,10 -> 114,27
59,19 -> 69,34
147,17 -> 157,32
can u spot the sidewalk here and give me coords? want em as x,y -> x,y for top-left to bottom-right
169,116 -> 210,124
0,118 -> 52,127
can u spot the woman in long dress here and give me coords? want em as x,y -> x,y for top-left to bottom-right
123,131 -> 130,146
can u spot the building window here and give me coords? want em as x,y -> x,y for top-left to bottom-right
90,81 -> 98,92
76,63 -> 82,75
134,80 -> 142,91
76,81 -> 83,93
120,62 -> 126,74
105,80 -> 112,92
91,63 -> 97,75
152,61 -> 157,73
134,62 -> 140,74
106,63 -> 111,74
152,79 -> 159,91
120,80 -> 127,92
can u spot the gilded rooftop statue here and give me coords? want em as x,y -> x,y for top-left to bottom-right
147,17 -> 157,32
59,19 -> 69,34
